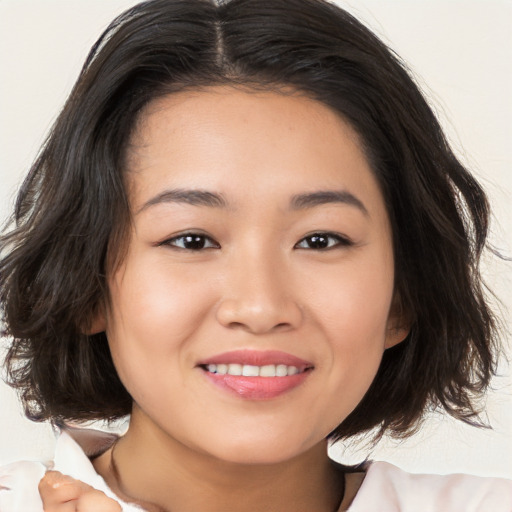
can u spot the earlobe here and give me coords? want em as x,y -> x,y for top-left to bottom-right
384,325 -> 410,348
82,310 -> 107,335
385,292 -> 411,348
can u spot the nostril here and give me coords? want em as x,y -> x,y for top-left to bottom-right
216,297 -> 303,334
226,321 -> 292,333
228,321 -> 246,329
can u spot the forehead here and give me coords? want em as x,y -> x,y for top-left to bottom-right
125,86 -> 385,217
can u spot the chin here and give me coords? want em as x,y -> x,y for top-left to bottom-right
201,431 -> 325,466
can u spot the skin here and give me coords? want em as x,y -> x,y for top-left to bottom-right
39,471 -> 121,512
85,86 -> 408,512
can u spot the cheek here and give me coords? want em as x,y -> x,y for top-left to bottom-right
105,254 -> 217,382
306,254 -> 393,344
303,251 -> 393,412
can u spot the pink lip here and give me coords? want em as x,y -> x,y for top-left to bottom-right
198,350 -> 312,369
198,350 -> 314,400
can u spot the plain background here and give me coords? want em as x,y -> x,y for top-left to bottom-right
0,0 -> 511,478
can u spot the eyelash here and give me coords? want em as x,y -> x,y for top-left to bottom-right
159,233 -> 220,251
159,231 -> 353,251
294,232 -> 353,250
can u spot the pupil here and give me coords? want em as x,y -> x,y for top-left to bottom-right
309,235 -> 328,248
184,235 -> 205,249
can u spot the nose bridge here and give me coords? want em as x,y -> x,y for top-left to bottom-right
216,242 -> 302,333
240,252 -> 282,306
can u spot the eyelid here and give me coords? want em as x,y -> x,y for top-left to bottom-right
294,231 -> 354,250
158,231 -> 220,250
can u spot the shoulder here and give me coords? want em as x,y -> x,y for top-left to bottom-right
0,460 -> 46,511
0,429 -> 91,512
347,461 -> 512,512
0,430 -> 143,512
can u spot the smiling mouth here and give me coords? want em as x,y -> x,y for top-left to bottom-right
202,363 -> 308,377
198,351 -> 314,399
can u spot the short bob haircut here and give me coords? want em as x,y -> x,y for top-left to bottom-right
0,0 -> 499,442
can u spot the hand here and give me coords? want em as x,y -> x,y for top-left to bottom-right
39,471 -> 122,512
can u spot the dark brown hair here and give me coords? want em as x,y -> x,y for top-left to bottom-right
0,0 -> 499,441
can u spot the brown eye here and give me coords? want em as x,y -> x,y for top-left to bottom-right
163,233 -> 219,251
295,232 -> 352,250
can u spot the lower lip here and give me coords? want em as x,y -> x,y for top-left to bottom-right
202,370 -> 311,400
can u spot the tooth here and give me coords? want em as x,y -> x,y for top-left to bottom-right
227,363 -> 242,376
259,365 -> 276,377
242,365 -> 260,377
209,363 -> 302,377
217,364 -> 228,375
276,364 -> 288,377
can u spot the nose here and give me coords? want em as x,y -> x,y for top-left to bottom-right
215,253 -> 303,335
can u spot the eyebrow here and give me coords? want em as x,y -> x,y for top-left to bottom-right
290,190 -> 369,216
137,188 -> 227,214
137,188 -> 368,216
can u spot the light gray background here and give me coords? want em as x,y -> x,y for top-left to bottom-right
1,0 -> 511,477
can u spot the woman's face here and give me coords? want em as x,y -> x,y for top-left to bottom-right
103,86 -> 405,464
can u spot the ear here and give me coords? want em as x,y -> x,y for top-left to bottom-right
81,309 -> 107,335
384,293 -> 411,349
384,325 -> 410,348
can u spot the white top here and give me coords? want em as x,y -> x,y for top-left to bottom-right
0,431 -> 142,512
347,461 -> 512,512
1,431 -> 511,511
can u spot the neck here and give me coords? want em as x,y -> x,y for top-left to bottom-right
93,410 -> 344,512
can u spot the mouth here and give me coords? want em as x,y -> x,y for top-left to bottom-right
202,363 -> 306,377
198,350 -> 314,400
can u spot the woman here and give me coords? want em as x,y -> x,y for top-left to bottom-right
0,0 -> 510,510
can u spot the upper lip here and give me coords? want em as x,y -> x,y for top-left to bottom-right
198,350 -> 313,370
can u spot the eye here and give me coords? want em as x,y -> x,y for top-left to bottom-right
294,232 -> 352,250
161,233 -> 220,251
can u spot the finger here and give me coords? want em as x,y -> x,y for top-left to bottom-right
76,489 -> 122,512
39,471 -> 92,509
43,501 -> 77,512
